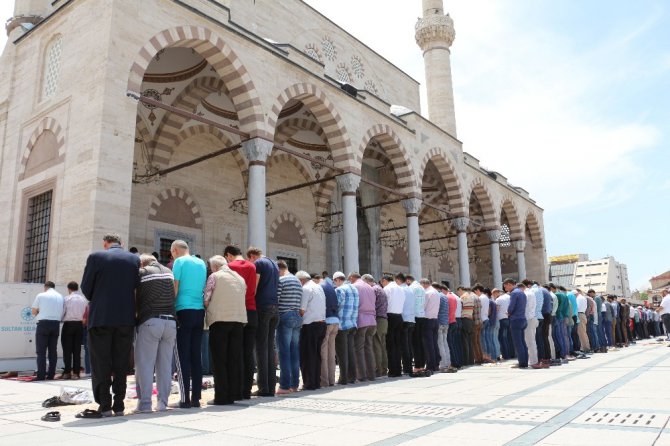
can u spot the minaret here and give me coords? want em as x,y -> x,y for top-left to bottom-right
5,1 -> 50,41
415,0 -> 457,137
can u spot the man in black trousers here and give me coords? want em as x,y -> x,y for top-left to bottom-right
81,233 -> 139,417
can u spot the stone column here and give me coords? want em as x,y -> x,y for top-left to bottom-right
487,229 -> 503,289
242,138 -> 273,253
402,198 -> 422,279
337,173 -> 361,275
327,196 -> 342,274
453,217 -> 470,287
514,240 -> 527,281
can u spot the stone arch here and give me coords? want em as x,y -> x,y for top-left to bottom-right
499,197 -> 523,241
275,118 -> 326,146
524,210 -> 544,248
127,26 -> 267,137
467,177 -> 497,228
418,147 -> 466,217
19,117 -> 66,179
266,153 -> 319,213
149,187 -> 203,229
269,212 -> 308,248
268,83 -> 355,171
358,124 -> 419,196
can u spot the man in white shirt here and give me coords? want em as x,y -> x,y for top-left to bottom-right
31,281 -> 64,380
575,289 -> 590,352
522,280 -> 543,368
382,275 -> 405,377
59,281 -> 89,380
656,289 -> 670,342
296,271 -> 326,390
496,290 -> 512,359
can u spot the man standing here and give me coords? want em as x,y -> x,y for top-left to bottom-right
223,245 -> 257,399
435,284 -> 452,372
363,274 -> 388,378
134,254 -> 177,412
400,274 -> 416,376
320,274 -> 340,387
351,273 -> 377,382
334,271 -> 359,384
446,286 -> 461,368
32,281 -> 64,381
585,289 -> 598,352
656,289 -> 670,342
407,275 -> 426,372
522,280 -> 542,369
506,280 -> 528,369
458,286 -> 475,366
471,284 -> 487,363
247,247 -> 279,397
275,261 -> 302,395
382,274 -> 404,377
81,233 -> 140,416
297,271 -> 327,390
60,281 -> 88,380
575,289 -> 590,352
421,279 -> 440,372
496,287 -> 512,360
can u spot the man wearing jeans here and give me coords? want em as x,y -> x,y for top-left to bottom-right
297,271 -> 326,390
495,288 -> 511,359
275,262 -> 303,394
382,275 -> 404,377
247,247 -> 279,397
352,273 -> 377,382
134,254 -> 176,413
172,240 -> 207,408
363,274 -> 388,378
507,280 -> 528,369
31,281 -> 64,381
334,271 -> 359,384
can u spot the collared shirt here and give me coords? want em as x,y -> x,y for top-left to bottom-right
424,286 -> 440,319
301,280 -> 326,325
586,296 -> 596,319
410,281 -> 426,318
472,293 -> 482,325
603,301 -> 613,321
496,293 -> 510,320
173,255 -> 206,311
541,287 -> 553,315
532,285 -> 544,320
384,281 -> 405,314
336,282 -> 359,330
461,292 -> 475,319
479,294 -> 489,322
660,295 -> 670,315
576,293 -> 587,313
372,284 -> 388,319
277,273 -> 303,314
401,284 -> 415,323
556,292 -> 569,319
438,292 -> 450,325
568,292 -> 579,319
353,280 -> 377,328
446,292 -> 458,323
32,288 -> 64,322
551,291 -> 558,316
524,288 -> 537,320
488,298 -> 497,324
507,287 -> 527,321
62,291 -> 88,322
454,295 -> 463,318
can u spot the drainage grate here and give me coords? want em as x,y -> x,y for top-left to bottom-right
474,407 -> 561,422
572,412 -> 669,428
256,398 -> 466,418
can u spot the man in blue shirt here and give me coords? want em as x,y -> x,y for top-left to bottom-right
171,240 -> 206,408
333,271 -> 359,384
247,247 -> 279,397
505,279 -> 528,369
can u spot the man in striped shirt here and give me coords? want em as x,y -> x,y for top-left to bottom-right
334,271 -> 359,385
134,254 -> 177,413
276,261 -> 303,394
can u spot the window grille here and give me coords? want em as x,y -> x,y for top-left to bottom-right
500,223 -> 511,247
41,35 -> 62,100
23,190 -> 53,283
159,237 -> 174,265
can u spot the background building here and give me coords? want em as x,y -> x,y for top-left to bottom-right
650,271 -> 670,290
572,256 -> 630,296
548,253 -> 589,288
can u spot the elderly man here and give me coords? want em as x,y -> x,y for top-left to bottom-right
204,255 -> 247,405
32,281 -> 64,381
134,254 -> 176,413
382,274 -> 404,377
320,273 -> 340,387
59,281 -> 88,380
170,240 -> 207,408
362,274 -> 388,378
276,261 -> 303,395
351,272 -> 377,382
80,233 -> 139,417
296,271 -> 326,390
334,271 -> 359,385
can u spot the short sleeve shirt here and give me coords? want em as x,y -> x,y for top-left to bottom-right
228,259 -> 257,311
254,257 -> 279,307
32,288 -> 64,321
173,255 -> 207,311
660,295 -> 670,315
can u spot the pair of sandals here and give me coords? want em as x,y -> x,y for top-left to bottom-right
41,411 -> 60,422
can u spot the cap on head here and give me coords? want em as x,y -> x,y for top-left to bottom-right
295,270 -> 311,280
333,271 -> 346,280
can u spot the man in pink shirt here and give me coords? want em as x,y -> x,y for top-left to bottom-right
420,279 -> 441,373
350,272 -> 377,381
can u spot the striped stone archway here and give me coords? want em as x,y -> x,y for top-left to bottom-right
358,124 -> 419,197
266,153 -> 320,213
499,197 -> 523,241
468,177 -> 497,228
269,212 -> 308,248
524,210 -> 544,248
418,147 -> 466,217
19,117 -> 66,179
149,187 -> 203,229
127,26 -> 267,138
274,118 -> 327,146
268,83 -> 355,171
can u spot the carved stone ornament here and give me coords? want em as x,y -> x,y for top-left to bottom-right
452,216 -> 469,232
513,240 -> 526,252
401,198 -> 422,215
486,229 -> 502,243
415,13 -> 455,49
242,138 -> 273,162
336,173 -> 361,193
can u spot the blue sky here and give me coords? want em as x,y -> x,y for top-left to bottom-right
1,1 -> 668,290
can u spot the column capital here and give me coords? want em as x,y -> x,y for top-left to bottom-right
241,138 -> 273,164
336,173 -> 361,194
452,216 -> 469,233
401,198 -> 422,216
513,240 -> 526,252
486,229 -> 501,243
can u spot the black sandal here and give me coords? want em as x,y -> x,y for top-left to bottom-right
41,411 -> 60,422
75,408 -> 102,419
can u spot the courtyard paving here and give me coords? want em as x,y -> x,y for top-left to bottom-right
0,339 -> 668,445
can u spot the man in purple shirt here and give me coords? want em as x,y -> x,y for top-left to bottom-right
363,274 -> 388,378
351,272 -> 377,381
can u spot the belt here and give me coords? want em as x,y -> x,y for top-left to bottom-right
578,312 -> 586,314
154,314 -> 175,321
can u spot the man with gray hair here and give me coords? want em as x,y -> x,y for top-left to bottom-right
171,240 -> 207,408
134,254 -> 176,413
351,272 -> 377,382
363,274 -> 388,378
296,271 -> 326,390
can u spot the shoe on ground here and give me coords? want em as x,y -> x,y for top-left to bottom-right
275,388 -> 292,395
168,402 -> 192,409
191,400 -> 201,408
207,399 -> 234,405
56,373 -> 71,380
530,363 -> 544,369
132,408 -> 152,414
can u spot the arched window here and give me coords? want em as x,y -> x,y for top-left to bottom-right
41,35 -> 63,100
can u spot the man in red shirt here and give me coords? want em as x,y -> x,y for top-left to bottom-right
223,245 -> 257,399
